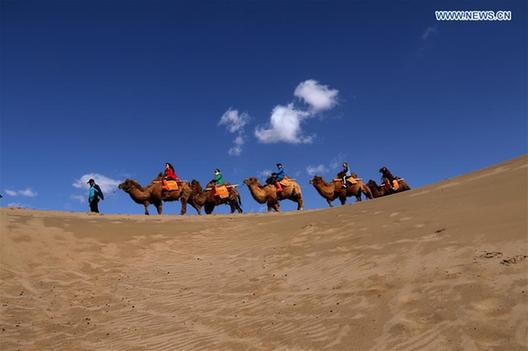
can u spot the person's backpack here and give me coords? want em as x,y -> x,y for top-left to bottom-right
94,184 -> 104,200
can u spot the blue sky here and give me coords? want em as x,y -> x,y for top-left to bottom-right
1,0 -> 526,214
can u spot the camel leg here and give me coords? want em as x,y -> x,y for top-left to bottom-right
155,202 -> 163,215
327,199 -> 334,207
339,196 -> 346,206
180,198 -> 187,215
144,202 -> 150,215
297,197 -> 304,211
363,186 -> 373,199
361,185 -> 373,200
190,201 -> 202,215
355,194 -> 362,202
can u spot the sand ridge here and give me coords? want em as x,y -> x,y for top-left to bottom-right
1,155 -> 527,350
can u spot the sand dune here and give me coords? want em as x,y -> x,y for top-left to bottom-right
1,155 -> 527,350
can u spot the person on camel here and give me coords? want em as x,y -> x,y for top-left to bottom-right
271,163 -> 286,192
210,168 -> 225,196
163,162 -> 178,181
379,166 -> 397,190
162,162 -> 179,192
337,162 -> 350,189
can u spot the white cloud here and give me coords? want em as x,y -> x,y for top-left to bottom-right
330,153 -> 348,170
219,109 -> 251,156
257,169 -> 272,179
4,188 -> 37,197
228,135 -> 246,155
255,79 -> 339,144
228,145 -> 242,156
70,194 -> 85,203
306,164 -> 329,176
7,203 -> 25,208
233,135 -> 244,145
73,173 -> 121,193
255,104 -> 312,144
18,188 -> 37,197
422,26 -> 438,40
294,79 -> 339,112
218,109 -> 250,133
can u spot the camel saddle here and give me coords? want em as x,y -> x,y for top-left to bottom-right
383,179 -> 400,191
162,180 -> 179,191
214,185 -> 229,199
333,176 -> 359,185
279,178 -> 292,187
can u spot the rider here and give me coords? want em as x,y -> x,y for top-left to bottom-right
211,168 -> 225,186
163,162 -> 178,181
209,168 -> 225,196
337,162 -> 350,188
162,162 -> 178,192
379,166 -> 396,189
271,163 -> 285,192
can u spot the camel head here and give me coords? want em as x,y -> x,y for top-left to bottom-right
118,179 -> 141,192
309,176 -> 324,185
243,177 -> 259,186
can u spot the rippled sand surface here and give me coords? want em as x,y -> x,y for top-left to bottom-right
1,156 -> 527,350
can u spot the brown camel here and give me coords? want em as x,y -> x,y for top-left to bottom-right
309,175 -> 372,207
243,177 -> 303,212
118,174 -> 199,215
190,180 -> 243,215
367,178 -> 411,198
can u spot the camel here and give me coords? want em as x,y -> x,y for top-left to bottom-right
309,175 -> 372,207
118,174 -> 199,215
243,177 -> 303,212
190,180 -> 243,215
367,178 -> 411,198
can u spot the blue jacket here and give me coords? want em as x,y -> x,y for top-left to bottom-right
273,168 -> 285,181
89,185 -> 104,202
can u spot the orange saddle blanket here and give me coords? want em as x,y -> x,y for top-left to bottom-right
162,180 -> 179,191
346,176 -> 358,185
279,178 -> 292,187
215,185 -> 229,199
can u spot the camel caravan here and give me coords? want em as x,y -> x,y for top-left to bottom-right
118,162 -> 410,215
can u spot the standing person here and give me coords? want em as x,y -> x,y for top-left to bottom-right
271,163 -> 286,192
87,178 -> 104,213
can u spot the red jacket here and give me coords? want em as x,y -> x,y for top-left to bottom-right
164,168 -> 177,181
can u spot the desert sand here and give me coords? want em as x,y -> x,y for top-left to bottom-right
1,155 -> 527,350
